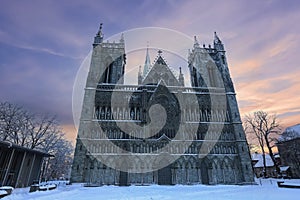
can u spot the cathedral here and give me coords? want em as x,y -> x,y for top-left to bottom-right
71,24 -> 254,185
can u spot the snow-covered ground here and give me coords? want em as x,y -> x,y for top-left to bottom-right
2,179 -> 300,200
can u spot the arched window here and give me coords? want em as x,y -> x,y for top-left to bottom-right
106,107 -> 111,120
221,55 -> 226,64
100,107 -> 105,119
136,108 -> 140,120
193,67 -> 198,87
208,66 -> 217,87
102,56 -> 114,83
95,106 -> 100,119
130,108 -> 135,120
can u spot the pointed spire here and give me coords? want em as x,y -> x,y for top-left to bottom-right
213,31 -> 225,51
214,31 -> 221,44
194,36 -> 199,48
97,23 -> 104,37
178,67 -> 185,87
138,65 -> 143,85
94,23 -> 104,45
143,44 -> 151,76
120,33 -> 124,43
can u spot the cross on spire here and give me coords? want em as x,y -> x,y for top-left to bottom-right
158,50 -> 163,56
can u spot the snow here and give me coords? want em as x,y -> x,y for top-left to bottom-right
280,166 -> 290,172
2,179 -> 300,200
0,186 -> 14,190
279,182 -> 300,187
0,190 -> 7,195
251,153 -> 274,167
286,124 -> 300,134
38,184 -> 57,190
0,186 -> 13,196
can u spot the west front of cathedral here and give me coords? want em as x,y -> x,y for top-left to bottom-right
71,24 -> 254,186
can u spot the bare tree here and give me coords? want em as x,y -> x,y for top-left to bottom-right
0,102 -> 32,145
0,102 -> 74,180
244,111 -> 281,177
44,138 -> 73,180
28,114 -> 60,150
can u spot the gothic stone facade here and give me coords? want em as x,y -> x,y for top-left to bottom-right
71,25 -> 254,185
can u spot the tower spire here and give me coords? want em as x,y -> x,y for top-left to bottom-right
93,23 -> 104,45
178,67 -> 184,86
214,31 -> 221,44
138,65 -> 143,84
213,31 -> 224,51
193,36 -> 199,48
143,44 -> 151,76
120,33 -> 124,43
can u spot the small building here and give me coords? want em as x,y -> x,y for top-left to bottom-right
0,141 -> 51,188
277,124 -> 300,178
251,152 -> 277,178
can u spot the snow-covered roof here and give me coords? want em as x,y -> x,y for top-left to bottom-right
279,124 -> 300,141
251,153 -> 274,168
286,124 -> 300,133
280,166 -> 290,172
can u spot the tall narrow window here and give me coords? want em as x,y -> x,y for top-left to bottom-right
107,62 -> 114,83
103,57 -> 114,83
208,65 -> 217,87
95,106 -> 99,119
221,55 -> 226,64
193,67 -> 198,87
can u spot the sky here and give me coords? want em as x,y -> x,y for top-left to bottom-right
0,0 -> 300,143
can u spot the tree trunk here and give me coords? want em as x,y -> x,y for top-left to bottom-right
262,150 -> 267,178
265,138 -> 280,175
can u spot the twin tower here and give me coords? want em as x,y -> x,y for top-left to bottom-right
71,24 -> 254,185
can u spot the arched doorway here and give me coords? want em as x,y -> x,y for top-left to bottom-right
119,171 -> 128,186
158,164 -> 172,185
155,153 -> 173,185
201,159 -> 209,184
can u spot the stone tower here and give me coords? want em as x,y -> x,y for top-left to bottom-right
71,24 -> 254,185
187,33 -> 254,184
71,24 -> 125,182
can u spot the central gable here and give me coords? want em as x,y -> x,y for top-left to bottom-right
142,56 -> 180,86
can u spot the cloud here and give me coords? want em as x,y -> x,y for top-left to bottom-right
237,69 -> 300,128
278,110 -> 300,119
0,45 -> 77,124
61,124 -> 77,145
1,0 -> 300,143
